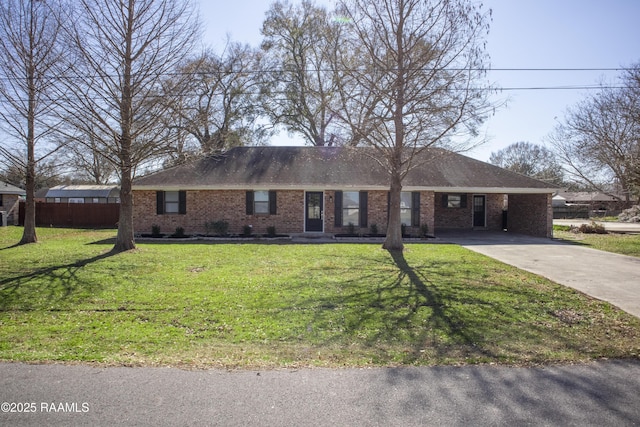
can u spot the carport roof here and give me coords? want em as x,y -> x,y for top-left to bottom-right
133,146 -> 558,193
45,185 -> 119,199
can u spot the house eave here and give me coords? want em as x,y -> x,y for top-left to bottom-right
133,184 -> 556,194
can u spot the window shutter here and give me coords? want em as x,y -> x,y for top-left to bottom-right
334,191 -> 343,227
411,191 -> 420,227
156,191 -> 164,215
178,191 -> 187,214
460,194 -> 467,209
441,194 -> 448,208
246,191 -> 254,215
269,191 -> 277,215
359,191 -> 368,228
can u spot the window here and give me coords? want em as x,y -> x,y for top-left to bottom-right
245,191 -> 277,215
0,194 -> 3,206
254,190 -> 269,214
342,192 -> 360,226
334,191 -> 367,228
164,191 -> 180,213
447,195 -> 461,208
69,198 -> 85,204
400,192 -> 412,226
442,194 -> 467,209
156,191 -> 186,214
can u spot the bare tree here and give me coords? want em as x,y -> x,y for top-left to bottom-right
162,42 -> 267,159
0,0 -> 65,244
260,0 -> 347,146
61,135 -> 117,184
59,0 -> 199,252
337,0 -> 493,250
549,64 -> 640,203
489,142 -> 564,186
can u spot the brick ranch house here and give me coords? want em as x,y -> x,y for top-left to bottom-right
132,146 -> 557,238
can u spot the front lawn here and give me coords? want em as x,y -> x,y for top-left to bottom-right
554,230 -> 640,258
1,227 -> 639,368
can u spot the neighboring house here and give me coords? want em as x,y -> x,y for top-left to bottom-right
132,146 -> 557,238
44,185 -> 120,204
553,190 -> 636,218
0,181 -> 26,225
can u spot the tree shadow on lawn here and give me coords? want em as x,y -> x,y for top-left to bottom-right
0,250 -> 116,312
294,249 -> 600,365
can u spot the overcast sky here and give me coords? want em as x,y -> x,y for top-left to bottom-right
198,0 -> 640,161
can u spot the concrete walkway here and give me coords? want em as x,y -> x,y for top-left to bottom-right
440,231 -> 640,318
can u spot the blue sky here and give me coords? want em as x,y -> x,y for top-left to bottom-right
198,0 -> 640,161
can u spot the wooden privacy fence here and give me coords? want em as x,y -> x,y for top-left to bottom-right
19,201 -> 119,228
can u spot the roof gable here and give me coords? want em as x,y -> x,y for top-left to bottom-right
133,146 -> 557,192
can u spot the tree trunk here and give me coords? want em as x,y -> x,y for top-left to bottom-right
112,5 -> 136,254
383,172 -> 404,251
113,169 -> 136,253
20,51 -> 37,245
19,155 -> 37,244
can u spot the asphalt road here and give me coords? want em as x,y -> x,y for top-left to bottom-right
554,219 -> 640,233
2,360 -> 640,426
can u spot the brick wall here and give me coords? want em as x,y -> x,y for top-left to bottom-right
486,193 -> 507,230
507,193 -> 553,238
134,190 -> 552,237
434,193 -> 507,232
133,190 -> 305,235
324,190 -> 435,236
134,189 -> 437,236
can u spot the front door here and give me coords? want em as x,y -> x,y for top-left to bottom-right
305,192 -> 324,232
473,195 -> 486,227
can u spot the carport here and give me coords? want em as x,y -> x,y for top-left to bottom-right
433,191 -> 554,238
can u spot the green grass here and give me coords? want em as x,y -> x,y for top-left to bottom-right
554,230 -> 640,258
1,227 -> 640,369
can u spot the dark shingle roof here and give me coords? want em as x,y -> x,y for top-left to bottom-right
133,146 -> 556,192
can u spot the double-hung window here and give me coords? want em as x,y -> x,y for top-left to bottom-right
342,191 -> 360,227
254,190 -> 269,214
246,191 -> 277,215
334,191 -> 368,228
156,191 -> 186,214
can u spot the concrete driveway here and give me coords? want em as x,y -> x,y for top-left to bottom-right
439,231 -> 640,319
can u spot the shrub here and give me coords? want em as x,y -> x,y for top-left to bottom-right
151,224 -> 161,237
420,223 -> 429,237
242,225 -> 253,236
206,220 -> 229,236
577,221 -> 607,234
266,226 -> 277,237
369,223 -> 379,235
172,227 -> 186,238
347,222 -> 356,235
401,223 -> 407,237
